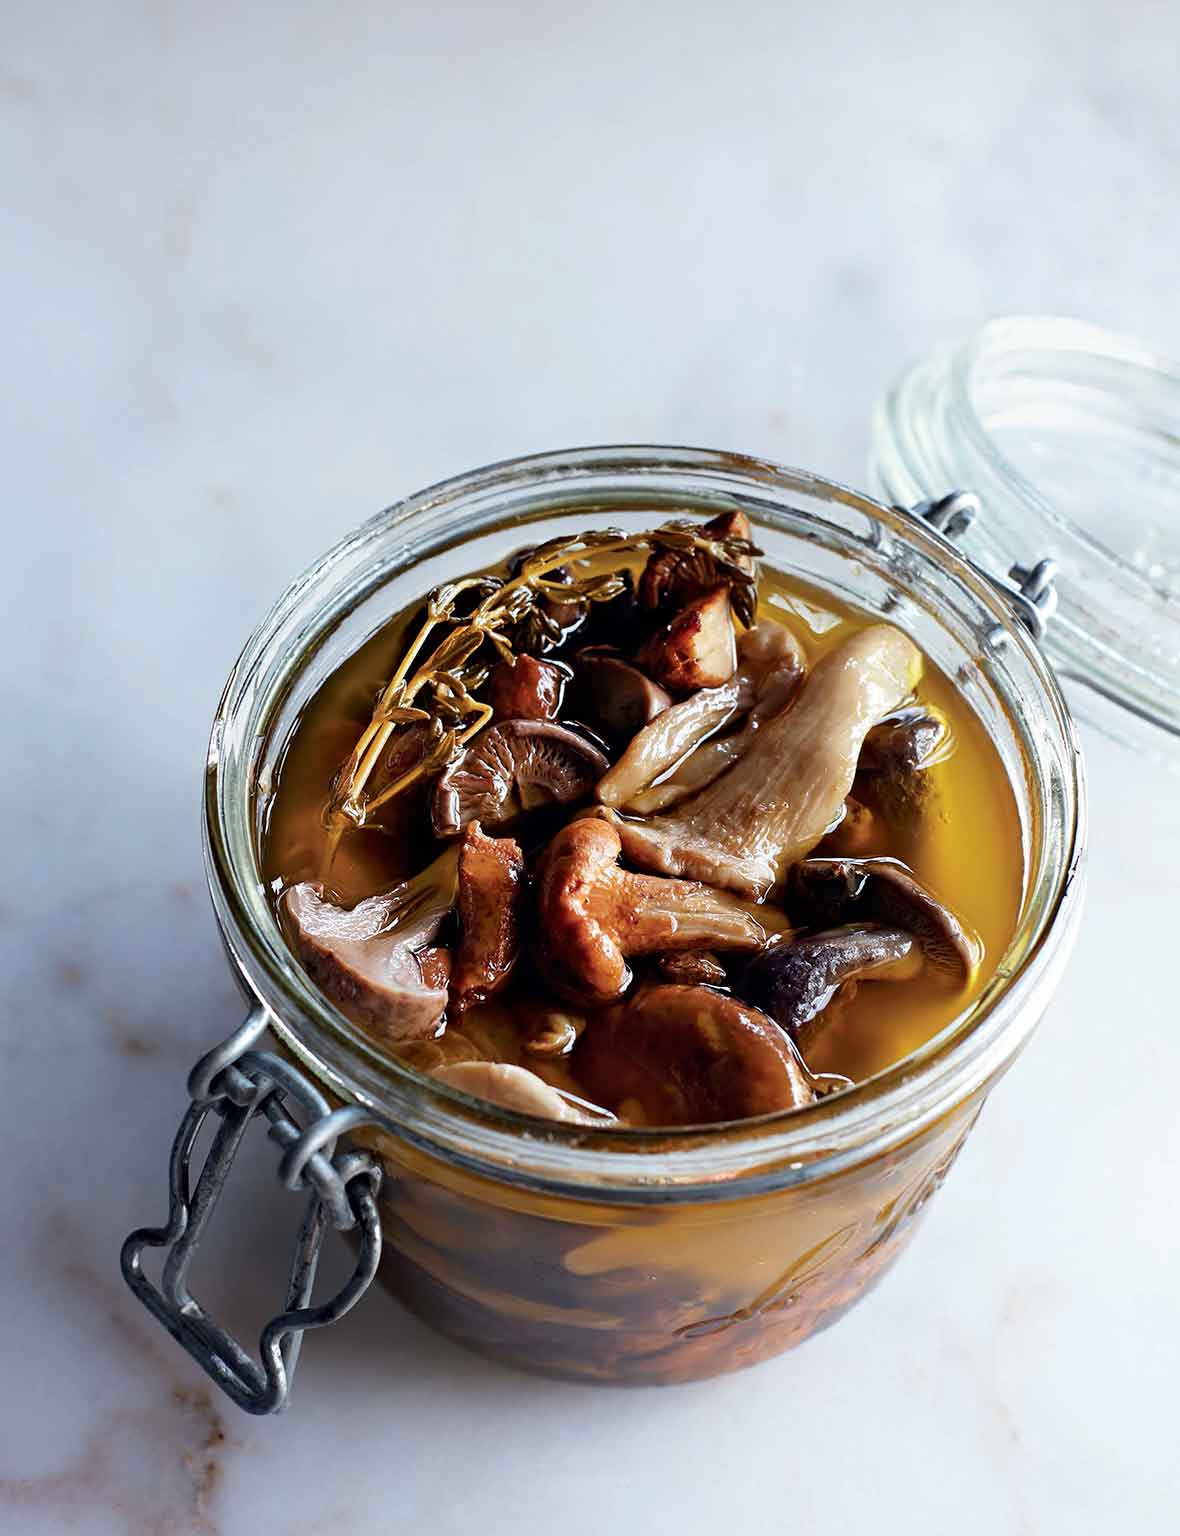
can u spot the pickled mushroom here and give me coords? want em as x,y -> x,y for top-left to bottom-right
635,585 -> 738,695
789,857 -> 980,982
575,985 -> 815,1125
739,926 -> 918,1051
450,822 -> 525,1007
282,847 -> 459,1041
602,625 -> 924,898
432,720 -> 609,836
534,818 -> 778,1003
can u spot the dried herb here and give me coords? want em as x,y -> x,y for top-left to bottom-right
320,520 -> 761,874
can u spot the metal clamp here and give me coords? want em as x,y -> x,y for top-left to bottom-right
905,492 -> 1059,643
121,1005 -> 385,1415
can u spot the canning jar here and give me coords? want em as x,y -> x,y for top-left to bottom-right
124,447 -> 1084,1407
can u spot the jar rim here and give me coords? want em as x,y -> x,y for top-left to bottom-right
203,445 -> 1086,1201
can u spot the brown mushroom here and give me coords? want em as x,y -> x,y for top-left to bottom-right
486,654 -> 569,722
451,822 -> 526,1006
534,818 -> 780,1003
432,720 -> 609,836
574,646 -> 671,741
601,624 -> 923,898
431,1061 -> 615,1125
739,926 -> 918,1052
818,797 -> 885,857
596,620 -> 804,811
638,509 -> 757,614
636,584 -> 738,695
789,857 -> 980,982
575,984 -> 814,1125
282,850 -> 458,1041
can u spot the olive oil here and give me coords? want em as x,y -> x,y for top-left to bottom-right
264,541 -> 1023,1096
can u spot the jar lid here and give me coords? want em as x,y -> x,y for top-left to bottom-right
871,316 -> 1180,756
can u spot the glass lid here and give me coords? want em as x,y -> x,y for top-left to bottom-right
871,315 -> 1180,754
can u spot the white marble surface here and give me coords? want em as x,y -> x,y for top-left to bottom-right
3,3 -> 1178,1531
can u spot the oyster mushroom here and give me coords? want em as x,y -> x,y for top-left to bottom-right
575,984 -> 814,1125
602,624 -> 923,898
432,1062 -> 615,1126
739,926 -> 917,1052
596,620 -> 804,811
432,720 -> 609,837
638,509 -> 757,614
626,622 -> 807,813
574,646 -> 671,741
282,848 -> 459,1042
486,654 -> 569,722
451,822 -> 526,1006
534,818 -> 779,1003
636,584 -> 738,695
789,857 -> 980,982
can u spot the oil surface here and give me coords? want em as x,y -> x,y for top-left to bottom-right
263,540 -> 1024,1093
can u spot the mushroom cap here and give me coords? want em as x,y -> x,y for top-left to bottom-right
789,858 -> 980,981
534,818 -> 634,1002
575,984 -> 814,1126
283,882 -> 448,1042
486,654 -> 568,722
574,646 -> 672,741
636,584 -> 738,696
432,720 -> 609,837
739,925 -> 916,1045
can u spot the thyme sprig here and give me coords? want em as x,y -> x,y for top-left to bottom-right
320,520 -> 760,872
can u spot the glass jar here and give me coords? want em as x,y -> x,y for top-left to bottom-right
180,446 -> 1084,1390
871,315 -> 1180,764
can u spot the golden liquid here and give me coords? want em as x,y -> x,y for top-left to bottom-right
263,546 -> 1024,1096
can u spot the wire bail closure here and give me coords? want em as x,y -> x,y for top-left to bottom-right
120,1005 -> 385,1415
905,492 -> 1059,644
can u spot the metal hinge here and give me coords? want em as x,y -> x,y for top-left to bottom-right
121,1005 -> 385,1415
905,491 -> 1059,644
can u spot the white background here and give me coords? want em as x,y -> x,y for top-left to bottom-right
2,3 -> 1178,1532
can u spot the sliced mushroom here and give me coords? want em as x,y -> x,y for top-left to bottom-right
534,818 -> 779,1003
432,720 -> 609,836
283,852 -> 458,1041
596,620 -> 804,811
636,585 -> 737,695
789,857 -> 980,982
626,621 -> 807,813
739,926 -> 917,1052
575,984 -> 814,1125
431,1061 -> 615,1126
574,646 -> 671,741
654,950 -> 728,986
486,654 -> 568,722
451,822 -> 525,1006
638,509 -> 757,614
603,624 -> 923,898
